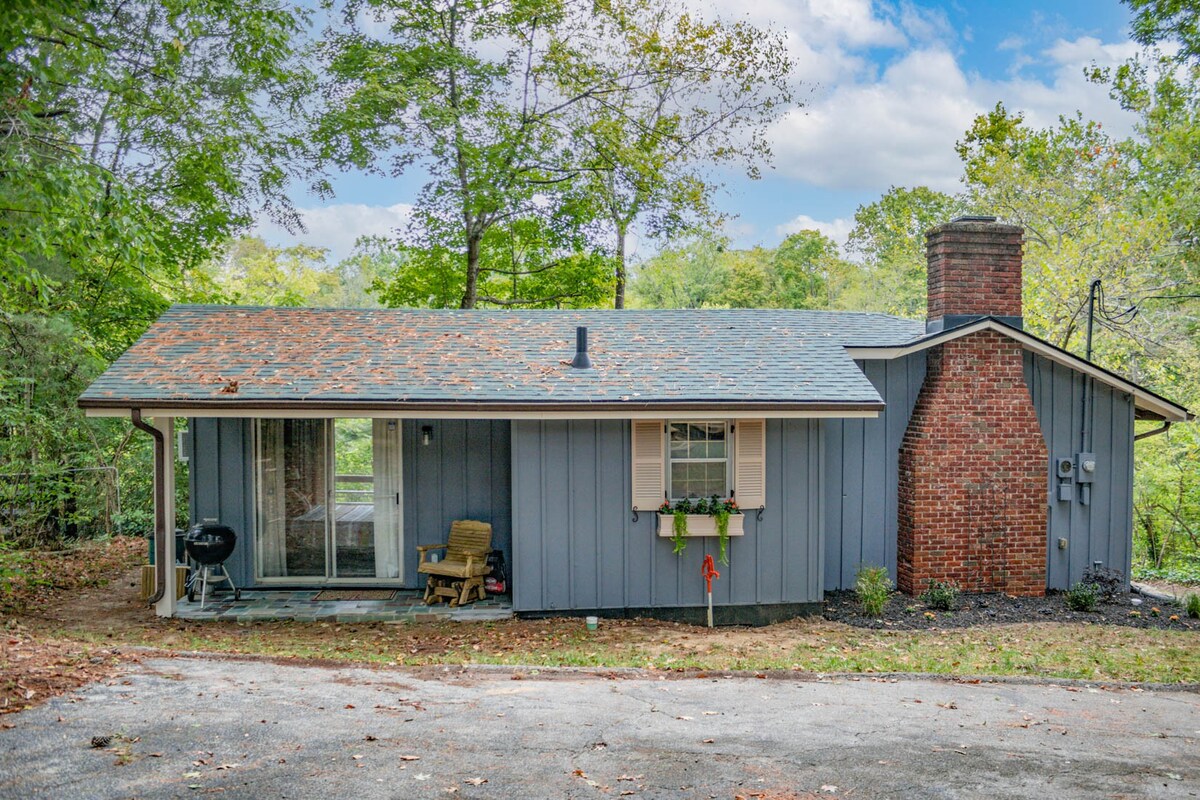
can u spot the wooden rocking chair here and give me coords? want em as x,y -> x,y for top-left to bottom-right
416,520 -> 493,606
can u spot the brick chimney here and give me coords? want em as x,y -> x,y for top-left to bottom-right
897,217 -> 1047,597
925,216 -> 1024,332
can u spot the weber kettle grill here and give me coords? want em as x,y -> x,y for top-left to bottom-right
184,523 -> 241,607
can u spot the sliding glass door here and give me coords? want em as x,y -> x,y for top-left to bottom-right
256,419 -> 402,583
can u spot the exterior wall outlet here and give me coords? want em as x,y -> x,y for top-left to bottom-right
1058,483 -> 1073,502
1058,537 -> 1068,550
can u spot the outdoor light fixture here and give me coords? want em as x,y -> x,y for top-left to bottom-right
421,425 -> 433,446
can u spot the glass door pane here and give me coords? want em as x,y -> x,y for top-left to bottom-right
257,419 -> 328,578
332,419 -> 376,577
258,418 -> 402,582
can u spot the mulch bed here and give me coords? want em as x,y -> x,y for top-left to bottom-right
823,589 -> 1200,630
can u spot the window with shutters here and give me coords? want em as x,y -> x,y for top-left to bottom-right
667,421 -> 730,501
630,418 -> 766,511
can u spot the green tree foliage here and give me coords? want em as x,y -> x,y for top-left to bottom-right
1,0 -> 311,543
771,230 -> 856,310
1127,0 -> 1200,59
372,219 -> 613,309
206,239 -> 337,307
958,105 -> 1175,354
316,0 -> 625,309
628,234 -> 732,308
628,229 -> 857,310
844,186 -> 963,317
562,0 -> 792,307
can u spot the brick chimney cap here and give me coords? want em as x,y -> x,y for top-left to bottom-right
951,214 -> 997,223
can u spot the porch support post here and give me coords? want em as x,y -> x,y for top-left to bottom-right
154,416 -> 177,618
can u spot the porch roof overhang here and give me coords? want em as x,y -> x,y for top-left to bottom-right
845,317 -> 1193,424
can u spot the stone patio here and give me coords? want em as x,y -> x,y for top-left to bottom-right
174,589 -> 512,623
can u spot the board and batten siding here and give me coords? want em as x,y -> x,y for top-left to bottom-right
1023,351 -> 1135,589
401,419 -> 511,585
187,418 -> 257,588
823,354 -> 927,590
510,419 -> 824,613
188,418 -> 511,588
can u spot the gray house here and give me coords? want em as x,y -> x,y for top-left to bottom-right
80,219 -> 1191,621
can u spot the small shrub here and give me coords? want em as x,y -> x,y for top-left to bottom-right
920,579 -> 959,611
1081,565 -> 1125,604
1064,581 -> 1099,612
854,565 -> 892,617
1186,593 -> 1200,619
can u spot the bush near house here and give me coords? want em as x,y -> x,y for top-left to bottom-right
855,565 -> 892,617
1065,582 -> 1100,612
920,579 -> 960,611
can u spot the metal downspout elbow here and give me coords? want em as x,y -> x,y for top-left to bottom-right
130,409 -> 167,607
1134,421 -> 1172,442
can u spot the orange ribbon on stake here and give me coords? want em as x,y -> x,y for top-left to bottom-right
702,555 -> 720,592
702,554 -> 720,628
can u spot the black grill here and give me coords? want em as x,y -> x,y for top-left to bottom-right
185,523 -> 237,566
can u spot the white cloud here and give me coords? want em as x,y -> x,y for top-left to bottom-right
764,32 -> 1142,195
775,213 -> 854,245
253,202 -> 414,262
769,48 -> 976,192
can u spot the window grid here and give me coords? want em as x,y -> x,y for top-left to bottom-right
667,421 -> 730,501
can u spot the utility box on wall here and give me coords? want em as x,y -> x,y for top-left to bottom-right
1076,452 -> 1097,505
1055,457 -> 1074,502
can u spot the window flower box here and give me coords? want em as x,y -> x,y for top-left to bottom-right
657,513 -> 744,538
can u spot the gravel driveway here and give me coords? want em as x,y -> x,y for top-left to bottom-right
1,656 -> 1197,799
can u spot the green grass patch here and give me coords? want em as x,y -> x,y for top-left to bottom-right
56,617 -> 1200,684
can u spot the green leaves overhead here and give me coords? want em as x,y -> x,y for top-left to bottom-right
371,217 -> 613,309
1,0 -> 311,542
561,0 -> 793,307
315,0 -> 793,309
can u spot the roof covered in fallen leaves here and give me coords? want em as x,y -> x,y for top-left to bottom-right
78,306 -> 929,412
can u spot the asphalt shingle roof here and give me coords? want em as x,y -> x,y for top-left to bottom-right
79,306 -> 928,410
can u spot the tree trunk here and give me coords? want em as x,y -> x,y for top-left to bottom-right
614,224 -> 627,309
461,234 -> 481,309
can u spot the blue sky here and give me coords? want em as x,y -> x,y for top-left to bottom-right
255,0 -> 1141,261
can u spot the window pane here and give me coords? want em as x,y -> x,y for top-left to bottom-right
671,463 -> 688,497
668,421 -> 728,500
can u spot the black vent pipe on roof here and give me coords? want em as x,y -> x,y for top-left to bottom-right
571,326 -> 592,369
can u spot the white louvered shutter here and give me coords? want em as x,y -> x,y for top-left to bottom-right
734,419 -> 766,509
631,420 -> 665,511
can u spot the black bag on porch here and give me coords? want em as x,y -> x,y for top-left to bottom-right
484,551 -> 507,595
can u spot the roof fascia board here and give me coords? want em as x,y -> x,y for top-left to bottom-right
82,406 -> 881,421
846,319 -> 1191,423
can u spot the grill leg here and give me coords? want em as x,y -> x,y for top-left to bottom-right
200,566 -> 210,610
